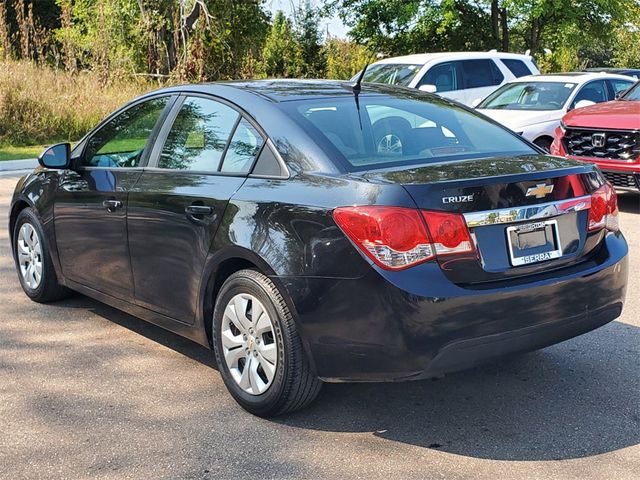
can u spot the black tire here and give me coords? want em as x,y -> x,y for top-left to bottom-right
12,208 -> 71,303
212,269 -> 322,416
534,137 -> 553,152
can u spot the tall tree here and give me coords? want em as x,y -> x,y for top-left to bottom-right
262,11 -> 301,77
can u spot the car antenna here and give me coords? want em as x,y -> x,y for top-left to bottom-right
352,63 -> 369,129
351,63 -> 369,94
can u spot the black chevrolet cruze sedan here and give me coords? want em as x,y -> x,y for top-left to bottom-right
10,80 -> 628,416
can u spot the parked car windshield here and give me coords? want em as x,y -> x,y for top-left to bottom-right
621,82 -> 640,100
281,93 -> 536,172
361,63 -> 423,86
478,81 -> 577,110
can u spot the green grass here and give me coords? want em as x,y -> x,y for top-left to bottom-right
0,145 -> 47,161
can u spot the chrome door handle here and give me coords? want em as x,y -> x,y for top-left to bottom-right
102,199 -> 123,212
185,205 -> 213,216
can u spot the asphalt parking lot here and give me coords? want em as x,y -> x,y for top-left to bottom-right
0,174 -> 638,480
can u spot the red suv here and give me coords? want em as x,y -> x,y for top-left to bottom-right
551,81 -> 640,192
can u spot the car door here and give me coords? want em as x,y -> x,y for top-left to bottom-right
54,96 -> 172,300
127,95 -> 265,323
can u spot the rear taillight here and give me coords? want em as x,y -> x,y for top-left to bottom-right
333,206 -> 474,270
420,210 -> 474,256
588,182 -> 619,232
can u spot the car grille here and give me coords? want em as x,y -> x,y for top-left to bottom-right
602,171 -> 640,189
563,128 -> 640,161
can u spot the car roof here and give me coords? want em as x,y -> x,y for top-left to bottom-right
145,79 -> 413,104
505,72 -> 636,84
374,51 -> 532,65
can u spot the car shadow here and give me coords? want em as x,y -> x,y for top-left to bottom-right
48,294 -> 639,462
49,294 -> 218,370
617,192 -> 639,213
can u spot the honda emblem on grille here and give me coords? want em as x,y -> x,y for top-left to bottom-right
591,133 -> 606,148
525,183 -> 554,199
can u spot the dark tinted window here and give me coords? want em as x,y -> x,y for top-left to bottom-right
83,97 -> 168,168
281,94 -> 535,172
501,59 -> 532,78
252,145 -> 286,177
159,97 -> 238,171
571,80 -> 608,108
461,59 -> 504,88
220,119 -> 264,173
420,62 -> 459,92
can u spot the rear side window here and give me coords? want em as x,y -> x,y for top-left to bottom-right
420,62 -> 460,92
220,119 -> 264,173
608,79 -> 634,97
159,97 -> 239,172
461,59 -> 504,88
501,59 -> 532,78
281,94 -> 535,172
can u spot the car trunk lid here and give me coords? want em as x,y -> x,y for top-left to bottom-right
360,155 -> 604,284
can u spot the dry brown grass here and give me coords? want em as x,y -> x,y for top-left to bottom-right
0,61 -> 155,146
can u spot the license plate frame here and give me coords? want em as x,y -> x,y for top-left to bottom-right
506,219 -> 562,267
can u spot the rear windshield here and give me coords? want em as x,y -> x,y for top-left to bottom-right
361,63 -> 423,87
479,81 -> 577,110
280,93 -> 536,172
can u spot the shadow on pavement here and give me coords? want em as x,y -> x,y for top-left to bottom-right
617,192 -> 639,213
47,295 -> 640,462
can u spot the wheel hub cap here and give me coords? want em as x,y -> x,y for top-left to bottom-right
221,294 -> 278,395
17,223 -> 43,289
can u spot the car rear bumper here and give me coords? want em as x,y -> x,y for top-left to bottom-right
278,232 -> 628,382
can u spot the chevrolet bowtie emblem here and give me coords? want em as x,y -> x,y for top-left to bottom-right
526,183 -> 554,199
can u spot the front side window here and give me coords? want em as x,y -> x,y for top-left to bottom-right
362,63 -> 423,87
159,97 -> 239,171
478,82 -> 577,111
420,62 -> 459,92
281,93 -> 535,172
461,59 -> 504,88
571,80 -> 608,108
83,97 -> 169,168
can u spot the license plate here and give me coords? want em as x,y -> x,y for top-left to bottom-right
506,220 -> 562,266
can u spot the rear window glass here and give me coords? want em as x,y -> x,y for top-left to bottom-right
361,63 -> 423,87
501,59 -> 532,78
280,93 -> 535,172
461,60 -> 504,88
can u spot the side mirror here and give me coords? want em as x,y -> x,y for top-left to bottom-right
418,84 -> 437,93
38,143 -> 71,169
471,98 -> 482,108
573,99 -> 596,110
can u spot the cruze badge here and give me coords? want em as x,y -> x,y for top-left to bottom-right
591,133 -> 606,148
525,183 -> 554,199
442,194 -> 474,204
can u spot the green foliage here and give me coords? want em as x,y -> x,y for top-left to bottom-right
262,11 -> 302,78
322,38 -> 371,79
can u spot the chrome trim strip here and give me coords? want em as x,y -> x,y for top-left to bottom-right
464,195 -> 591,227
